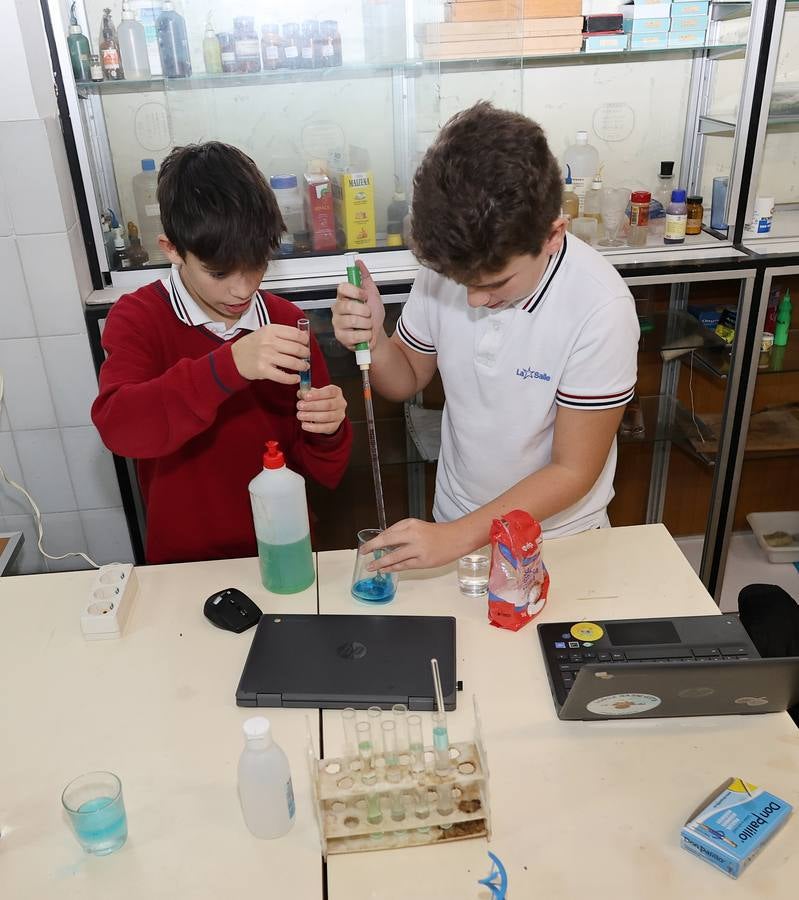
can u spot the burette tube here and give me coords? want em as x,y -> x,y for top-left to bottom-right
346,253 -> 387,532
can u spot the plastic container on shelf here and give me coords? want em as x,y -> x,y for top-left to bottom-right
156,0 -> 191,78
650,160 -> 675,238
132,159 -> 165,263
202,19 -> 222,74
118,0 -> 151,81
238,717 -> 295,839
583,172 -> 603,225
269,174 -> 306,246
664,189 -> 688,244
563,131 -> 599,214
248,441 -> 315,594
628,190 -> 651,247
561,166 -> 580,227
746,511 -> 799,564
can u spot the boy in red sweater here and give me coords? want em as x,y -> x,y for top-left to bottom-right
92,142 -> 352,564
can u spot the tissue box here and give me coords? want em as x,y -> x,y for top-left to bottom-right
681,778 -> 792,878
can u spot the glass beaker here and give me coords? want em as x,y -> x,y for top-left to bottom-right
62,771 -> 128,855
598,188 -> 629,247
351,528 -> 398,604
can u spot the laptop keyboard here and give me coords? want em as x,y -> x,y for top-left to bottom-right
557,645 -> 753,696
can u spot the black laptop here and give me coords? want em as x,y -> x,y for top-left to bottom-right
539,615 -> 799,720
236,613 -> 457,709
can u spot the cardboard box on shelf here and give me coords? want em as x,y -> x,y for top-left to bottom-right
444,0 -> 580,23
304,174 -> 337,252
329,170 -> 376,250
421,33 -> 582,58
424,16 -> 583,41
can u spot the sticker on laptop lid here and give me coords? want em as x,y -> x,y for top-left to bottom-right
586,693 -> 661,716
570,621 -> 604,642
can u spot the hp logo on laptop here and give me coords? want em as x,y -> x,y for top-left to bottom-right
337,640 -> 368,660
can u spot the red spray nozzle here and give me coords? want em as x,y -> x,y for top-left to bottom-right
263,440 -> 285,469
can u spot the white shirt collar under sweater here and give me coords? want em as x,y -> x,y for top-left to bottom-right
162,265 -> 269,340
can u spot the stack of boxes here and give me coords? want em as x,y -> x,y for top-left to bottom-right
420,0 -> 583,60
621,1 -> 709,50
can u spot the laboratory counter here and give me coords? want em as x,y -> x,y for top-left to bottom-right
1,525 -> 797,899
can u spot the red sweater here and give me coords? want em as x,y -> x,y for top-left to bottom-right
92,281 -> 352,564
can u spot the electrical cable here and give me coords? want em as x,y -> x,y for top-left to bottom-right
0,371 -> 100,569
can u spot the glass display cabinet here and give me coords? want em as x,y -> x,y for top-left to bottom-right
44,1 -> 798,601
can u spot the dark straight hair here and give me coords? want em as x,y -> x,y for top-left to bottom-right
157,141 -> 284,272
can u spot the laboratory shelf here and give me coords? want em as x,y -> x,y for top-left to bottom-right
637,309 -> 728,357
699,112 -> 799,134
617,395 -> 714,450
693,330 -> 799,378
75,43 -> 747,96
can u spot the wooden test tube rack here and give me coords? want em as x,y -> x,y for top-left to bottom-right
307,698 -> 492,856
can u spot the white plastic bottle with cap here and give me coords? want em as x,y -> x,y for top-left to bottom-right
132,158 -> 165,262
238,716 -> 296,839
249,441 -> 315,594
118,0 -> 151,80
563,131 -> 599,215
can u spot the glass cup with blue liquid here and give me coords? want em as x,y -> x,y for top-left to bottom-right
351,528 -> 398,604
62,771 -> 128,855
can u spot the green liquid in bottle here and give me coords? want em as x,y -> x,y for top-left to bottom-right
257,535 -> 315,594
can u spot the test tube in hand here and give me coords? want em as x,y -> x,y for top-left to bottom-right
297,318 -> 311,397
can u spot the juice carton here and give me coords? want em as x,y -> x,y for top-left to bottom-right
329,169 -> 376,250
304,173 -> 337,252
487,510 -> 549,632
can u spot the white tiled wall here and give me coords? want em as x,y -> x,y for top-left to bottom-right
0,0 -> 133,574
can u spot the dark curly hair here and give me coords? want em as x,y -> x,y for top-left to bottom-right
157,141 -> 284,272
411,102 -> 563,284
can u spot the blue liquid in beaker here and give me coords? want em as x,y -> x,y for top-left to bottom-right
73,796 -> 128,855
352,576 -> 396,604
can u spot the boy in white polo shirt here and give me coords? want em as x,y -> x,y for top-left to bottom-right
333,102 -> 639,572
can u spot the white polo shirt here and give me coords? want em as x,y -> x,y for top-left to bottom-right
395,234 -> 639,538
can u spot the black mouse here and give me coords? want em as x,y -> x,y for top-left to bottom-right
204,588 -> 262,633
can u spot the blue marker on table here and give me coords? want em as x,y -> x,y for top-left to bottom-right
297,318 -> 312,396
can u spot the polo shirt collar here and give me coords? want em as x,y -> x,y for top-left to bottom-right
519,234 -> 568,314
163,264 -> 269,334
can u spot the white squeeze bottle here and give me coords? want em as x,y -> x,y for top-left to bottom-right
563,131 -> 599,215
118,0 -> 151,80
249,440 -> 315,594
132,158 -> 165,262
238,717 -> 296,839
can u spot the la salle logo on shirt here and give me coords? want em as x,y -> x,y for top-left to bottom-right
516,366 -> 551,382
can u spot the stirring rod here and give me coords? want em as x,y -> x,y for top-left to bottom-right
346,254 -> 387,532
431,657 -> 451,775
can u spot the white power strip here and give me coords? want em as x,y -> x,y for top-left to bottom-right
80,563 -> 138,640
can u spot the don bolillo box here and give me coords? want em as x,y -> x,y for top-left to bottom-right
681,777 -> 792,878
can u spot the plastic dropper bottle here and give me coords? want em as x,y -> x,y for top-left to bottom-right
561,166 -> 579,229
248,441 -> 315,594
67,3 -> 92,82
774,290 -> 792,347
118,0 -> 150,80
238,717 -> 295,839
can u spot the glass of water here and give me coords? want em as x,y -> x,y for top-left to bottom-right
62,771 -> 128,855
458,554 -> 489,597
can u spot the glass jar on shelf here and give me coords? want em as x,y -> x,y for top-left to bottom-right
234,16 -> 261,73
301,20 -> 320,69
217,32 -> 237,73
319,20 -> 342,67
282,23 -> 302,70
261,24 -> 282,71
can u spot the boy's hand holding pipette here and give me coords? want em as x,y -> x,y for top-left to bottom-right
232,323 -> 311,384
332,260 -> 386,353
296,385 -> 347,435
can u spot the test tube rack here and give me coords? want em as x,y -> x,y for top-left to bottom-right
306,696 -> 491,857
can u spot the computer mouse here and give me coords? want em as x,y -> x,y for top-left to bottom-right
204,588 -> 262,634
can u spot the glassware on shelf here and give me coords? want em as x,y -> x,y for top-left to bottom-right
282,23 -> 302,70
234,16 -> 261,73
261,24 -> 282,71
598,188 -> 629,247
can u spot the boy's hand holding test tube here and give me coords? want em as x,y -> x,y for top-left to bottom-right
232,321 -> 347,435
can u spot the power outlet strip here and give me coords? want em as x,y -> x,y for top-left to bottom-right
80,563 -> 138,640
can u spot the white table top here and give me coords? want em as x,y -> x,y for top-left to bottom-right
318,524 -> 799,900
0,556 -> 322,900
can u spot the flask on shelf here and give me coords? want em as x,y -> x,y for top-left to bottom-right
118,0 -> 150,81
99,7 -> 124,80
238,717 -> 295,840
67,3 -> 92,82
774,290 -> 792,347
649,160 -> 675,238
583,171 -> 603,225
132,159 -> 165,263
563,131 -> 599,215
156,0 -> 191,78
561,166 -> 579,228
248,441 -> 315,594
202,16 -> 222,74
664,189 -> 688,245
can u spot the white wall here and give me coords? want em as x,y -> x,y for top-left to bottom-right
0,0 -> 133,574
